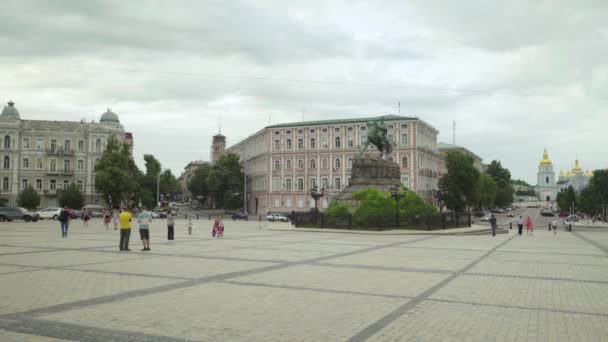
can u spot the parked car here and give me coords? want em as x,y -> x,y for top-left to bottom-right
266,213 -> 288,222
540,209 -> 555,217
232,212 -> 248,220
63,208 -> 79,219
507,212 -> 514,217
474,211 -> 487,218
480,214 -> 492,222
566,215 -> 579,222
89,210 -> 104,218
490,208 -> 505,214
0,207 -> 40,222
36,207 -> 62,220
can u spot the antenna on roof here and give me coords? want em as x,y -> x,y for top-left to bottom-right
452,120 -> 456,145
398,102 -> 400,115
218,119 -> 222,134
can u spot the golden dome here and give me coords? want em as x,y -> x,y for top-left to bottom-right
566,171 -> 574,177
539,149 -> 552,166
585,170 -> 593,177
559,170 -> 565,177
572,159 -> 582,172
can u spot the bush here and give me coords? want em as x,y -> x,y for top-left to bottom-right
59,183 -> 84,209
324,201 -> 350,226
352,188 -> 395,228
399,191 -> 437,221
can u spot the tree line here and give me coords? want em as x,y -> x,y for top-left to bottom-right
556,169 -> 608,217
187,153 -> 244,210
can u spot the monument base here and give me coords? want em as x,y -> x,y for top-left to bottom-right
336,154 -> 401,208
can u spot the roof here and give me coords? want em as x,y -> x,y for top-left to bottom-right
1,101 -> 20,119
100,108 -> 120,124
265,114 -> 417,129
437,142 -> 462,150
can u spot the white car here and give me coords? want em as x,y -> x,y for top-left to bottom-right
36,207 -> 62,220
480,214 -> 492,222
266,213 -> 288,222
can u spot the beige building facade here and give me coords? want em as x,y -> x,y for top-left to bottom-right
226,115 -> 444,215
0,102 -> 128,208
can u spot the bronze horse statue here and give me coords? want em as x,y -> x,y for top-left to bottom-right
359,119 -> 392,158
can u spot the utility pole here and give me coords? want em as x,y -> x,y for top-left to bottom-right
156,172 -> 161,208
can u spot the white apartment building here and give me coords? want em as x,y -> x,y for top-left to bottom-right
0,101 -> 129,207
226,115 -> 444,215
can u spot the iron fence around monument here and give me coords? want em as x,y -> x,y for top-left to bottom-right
292,210 -> 471,231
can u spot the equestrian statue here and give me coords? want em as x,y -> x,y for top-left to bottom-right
359,119 -> 393,159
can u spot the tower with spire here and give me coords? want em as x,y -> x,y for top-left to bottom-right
211,127 -> 226,164
536,148 -> 557,202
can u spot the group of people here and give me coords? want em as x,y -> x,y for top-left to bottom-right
59,206 -> 227,251
488,214 -> 560,237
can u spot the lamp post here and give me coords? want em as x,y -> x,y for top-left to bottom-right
310,186 -> 325,223
156,172 -> 161,208
108,194 -> 112,210
390,185 -> 402,228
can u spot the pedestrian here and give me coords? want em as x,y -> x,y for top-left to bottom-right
59,206 -> 70,238
525,216 -> 533,236
103,210 -> 111,230
517,216 -> 524,236
489,214 -> 497,237
119,208 -> 133,251
137,207 -> 153,251
212,218 -> 218,237
112,206 -> 120,230
83,209 -> 90,227
218,216 -> 224,238
167,211 -> 175,240
551,218 -> 558,235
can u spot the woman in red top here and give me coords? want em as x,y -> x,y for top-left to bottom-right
525,216 -> 533,236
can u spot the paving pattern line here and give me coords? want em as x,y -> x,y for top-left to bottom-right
571,231 -> 608,255
347,234 -> 517,342
464,271 -> 608,285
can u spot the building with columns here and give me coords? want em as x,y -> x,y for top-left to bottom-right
0,101 -> 130,207
557,159 -> 593,193
536,148 -> 558,202
225,115 -> 444,215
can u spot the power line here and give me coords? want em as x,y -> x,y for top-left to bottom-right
1,60 -> 606,101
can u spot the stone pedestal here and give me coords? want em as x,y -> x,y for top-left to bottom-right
336,154 -> 401,207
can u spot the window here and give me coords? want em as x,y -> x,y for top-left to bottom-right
401,123 -> 408,129
348,127 -> 353,131
298,129 -> 303,134
360,126 -> 366,131
50,139 -> 57,152
274,160 -> 280,170
322,159 -> 328,169
401,174 -> 409,188
77,159 -> 84,170
274,140 -> 280,151
310,129 -> 315,133
64,160 -> 71,172
49,179 -> 56,190
309,159 -> 316,169
297,159 -> 304,169
285,198 -> 292,208
275,131 -> 280,135
347,136 -> 354,148
2,177 -> 8,191
285,159 -> 292,170
64,140 -> 71,151
297,178 -> 304,191
78,140 -> 85,151
36,138 -> 44,150
546,177 -> 549,184
402,156 -> 408,168
23,137 -> 30,149
95,139 -> 102,152
285,178 -> 292,192
310,138 -> 316,149
22,158 -> 29,169
50,159 -> 56,172
4,135 -> 10,149
334,158 -> 341,169
3,156 -> 9,169
297,198 -> 304,208
360,134 -> 367,146
21,179 -> 28,190
274,197 -> 280,208
387,134 -> 393,143
77,180 -> 83,191
401,133 -> 408,146
286,130 -> 291,134
36,179 -> 42,190
309,177 -> 316,190
63,180 -> 69,189
347,158 -> 353,169
37,158 -> 43,169
388,125 -> 393,129
335,136 -> 341,148
297,138 -> 304,150
322,128 -> 328,132
322,177 -> 328,190
334,128 -> 340,132
321,136 -> 328,148
273,177 -> 280,192
286,139 -> 292,150
334,177 -> 341,190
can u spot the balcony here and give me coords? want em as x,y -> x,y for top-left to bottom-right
45,169 -> 74,176
44,189 -> 60,196
46,148 -> 74,156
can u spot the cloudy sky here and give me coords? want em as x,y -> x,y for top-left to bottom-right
1,0 -> 606,184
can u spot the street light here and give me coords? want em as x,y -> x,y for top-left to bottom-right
156,172 -> 161,208
390,185 -> 402,228
310,186 -> 325,223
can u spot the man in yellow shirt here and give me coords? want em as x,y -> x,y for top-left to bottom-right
119,208 -> 133,251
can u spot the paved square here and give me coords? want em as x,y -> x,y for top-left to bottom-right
1,217 -> 607,341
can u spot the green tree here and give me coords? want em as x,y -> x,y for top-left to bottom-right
59,183 -> 84,209
208,153 -> 243,209
94,135 -> 140,207
486,160 -> 514,207
511,179 -> 532,187
324,201 -> 350,225
188,162 -> 212,204
399,190 -> 437,220
159,169 -> 179,199
17,185 -> 41,210
557,186 -> 576,212
472,173 -> 497,210
352,188 -> 395,227
0,197 -> 7,206
437,151 -> 480,213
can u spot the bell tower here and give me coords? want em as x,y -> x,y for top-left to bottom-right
537,148 -> 557,202
211,133 -> 226,163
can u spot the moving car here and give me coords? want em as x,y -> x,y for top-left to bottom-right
540,209 -> 555,217
566,215 -> 579,222
232,212 -> 248,220
266,213 -> 288,222
0,207 -> 40,222
89,210 -> 104,218
36,207 -> 62,220
480,214 -> 492,222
